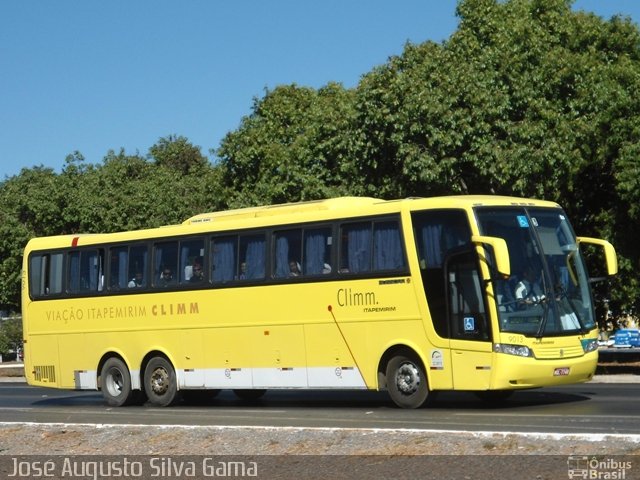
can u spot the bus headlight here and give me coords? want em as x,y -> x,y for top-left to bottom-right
581,339 -> 598,353
494,343 -> 534,358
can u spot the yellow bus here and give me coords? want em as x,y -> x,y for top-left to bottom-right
22,196 -> 617,408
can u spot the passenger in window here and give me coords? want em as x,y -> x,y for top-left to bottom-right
190,257 -> 204,283
238,262 -> 247,280
158,268 -> 174,287
289,260 -> 302,277
322,263 -> 332,274
128,271 -> 144,288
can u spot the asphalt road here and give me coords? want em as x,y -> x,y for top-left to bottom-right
1,382 -> 639,435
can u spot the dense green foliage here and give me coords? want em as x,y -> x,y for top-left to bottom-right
0,317 -> 22,357
1,0 -> 639,322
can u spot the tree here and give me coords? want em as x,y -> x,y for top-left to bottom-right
349,0 -> 640,313
149,135 -> 209,175
214,0 -> 640,313
0,140 -> 226,311
0,166 -> 70,311
217,83 -> 357,207
61,143 -> 223,233
0,317 -> 22,357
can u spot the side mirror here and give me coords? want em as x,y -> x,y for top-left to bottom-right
472,235 -> 511,277
577,237 -> 618,276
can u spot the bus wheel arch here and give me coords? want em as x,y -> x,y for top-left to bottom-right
378,346 -> 434,409
141,351 -> 181,407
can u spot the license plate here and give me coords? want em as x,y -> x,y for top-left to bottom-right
554,367 -> 570,376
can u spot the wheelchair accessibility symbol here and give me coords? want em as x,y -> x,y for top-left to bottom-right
517,215 -> 529,228
464,317 -> 475,332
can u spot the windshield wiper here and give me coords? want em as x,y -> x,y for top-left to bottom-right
554,284 -> 589,334
534,269 -> 551,338
534,297 -> 551,338
533,278 -> 589,336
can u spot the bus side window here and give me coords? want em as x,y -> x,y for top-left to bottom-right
49,253 -> 63,295
128,245 -> 148,288
212,235 -> 238,283
373,220 -> 405,271
109,246 -> 128,290
274,229 -> 302,278
340,222 -> 372,273
304,227 -> 332,275
239,234 -> 265,280
180,238 -> 205,283
30,255 -> 45,297
68,249 -> 104,294
29,253 -> 63,297
154,241 -> 178,287
339,219 -> 404,274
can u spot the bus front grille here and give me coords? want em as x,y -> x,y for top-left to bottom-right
34,365 -> 56,383
533,345 -> 584,359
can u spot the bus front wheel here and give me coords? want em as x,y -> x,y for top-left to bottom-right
144,357 -> 181,407
100,357 -> 135,407
386,353 -> 431,409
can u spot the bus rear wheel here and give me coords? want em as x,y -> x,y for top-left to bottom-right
144,357 -> 181,407
386,353 -> 431,409
100,357 -> 136,407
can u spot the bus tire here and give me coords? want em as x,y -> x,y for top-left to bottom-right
100,357 -> 135,407
144,357 -> 181,407
233,389 -> 267,401
386,353 -> 430,409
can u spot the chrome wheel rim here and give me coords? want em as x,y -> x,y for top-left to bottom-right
395,362 -> 420,395
150,367 -> 169,396
105,369 -> 124,397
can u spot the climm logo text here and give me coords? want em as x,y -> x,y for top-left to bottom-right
151,302 -> 199,316
337,288 -> 377,307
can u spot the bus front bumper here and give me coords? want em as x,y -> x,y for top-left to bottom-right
489,351 -> 598,390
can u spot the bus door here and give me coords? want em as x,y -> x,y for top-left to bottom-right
412,210 -> 493,390
445,249 -> 493,390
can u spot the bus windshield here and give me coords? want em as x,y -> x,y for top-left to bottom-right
476,207 -> 595,337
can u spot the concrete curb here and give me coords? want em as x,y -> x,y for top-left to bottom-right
590,374 -> 640,383
0,377 -> 25,383
0,363 -> 23,369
